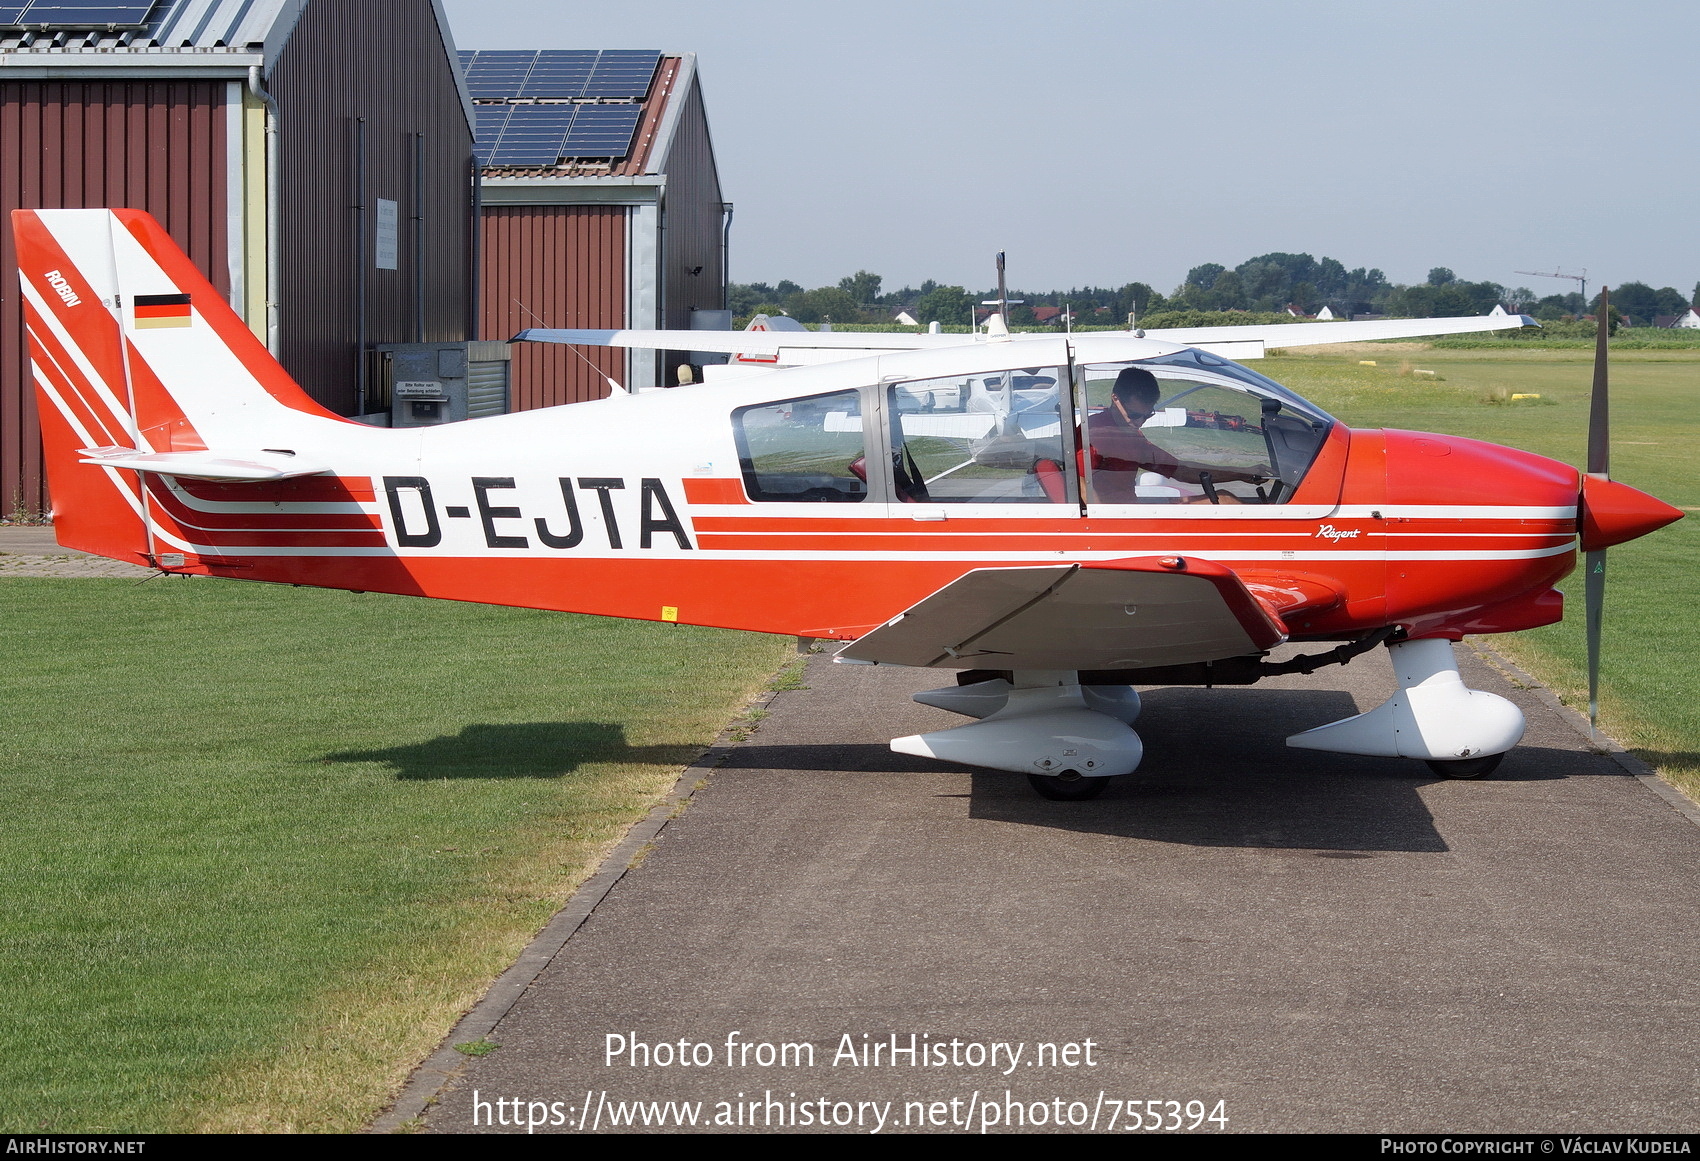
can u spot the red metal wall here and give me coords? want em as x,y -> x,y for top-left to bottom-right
479,204 -> 626,409
0,80 -> 228,515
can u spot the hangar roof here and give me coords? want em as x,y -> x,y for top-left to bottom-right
474,52 -> 695,185
0,0 -> 472,126
0,0 -> 302,57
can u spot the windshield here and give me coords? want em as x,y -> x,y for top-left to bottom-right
1080,358 -> 1333,505
1134,349 -> 1335,425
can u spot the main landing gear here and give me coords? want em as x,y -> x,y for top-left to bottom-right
890,637 -> 1524,799
896,671 -> 1142,800
1026,769 -> 1110,801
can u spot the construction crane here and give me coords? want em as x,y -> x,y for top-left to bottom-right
1516,268 -> 1588,312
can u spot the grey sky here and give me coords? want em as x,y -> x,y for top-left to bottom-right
442,0 -> 1697,297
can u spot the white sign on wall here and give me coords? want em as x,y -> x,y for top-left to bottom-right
375,199 -> 398,270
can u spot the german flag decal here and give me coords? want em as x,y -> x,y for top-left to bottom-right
134,292 -> 191,329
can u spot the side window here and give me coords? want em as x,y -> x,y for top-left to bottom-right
734,389 -> 868,503
1081,363 -> 1326,504
888,366 -> 1071,504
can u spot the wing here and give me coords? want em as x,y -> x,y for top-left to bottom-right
513,327 -> 960,354
836,557 -> 1287,671
518,314 -> 1535,357
1143,313 -> 1537,348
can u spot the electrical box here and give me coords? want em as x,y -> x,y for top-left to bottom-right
378,342 -> 510,427
688,308 -> 733,366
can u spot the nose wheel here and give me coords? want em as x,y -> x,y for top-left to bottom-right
1026,769 -> 1109,801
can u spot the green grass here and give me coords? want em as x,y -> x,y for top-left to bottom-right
0,579 -> 787,1132
1261,347 -> 1699,795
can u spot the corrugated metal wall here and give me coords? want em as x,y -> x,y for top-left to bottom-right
268,0 -> 474,414
656,75 -> 725,385
0,80 -> 228,515
480,204 -> 626,409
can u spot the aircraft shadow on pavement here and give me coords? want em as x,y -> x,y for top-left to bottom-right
967,688 -> 1617,851
322,722 -> 703,780
725,686 -> 1613,853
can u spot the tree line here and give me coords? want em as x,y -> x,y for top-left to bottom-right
730,254 -> 1700,328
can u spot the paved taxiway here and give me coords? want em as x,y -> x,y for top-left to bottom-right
414,645 -> 1700,1134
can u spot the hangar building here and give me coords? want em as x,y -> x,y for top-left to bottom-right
0,0 -> 477,513
467,48 -> 728,405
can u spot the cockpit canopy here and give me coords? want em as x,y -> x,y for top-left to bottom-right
733,350 -> 1334,506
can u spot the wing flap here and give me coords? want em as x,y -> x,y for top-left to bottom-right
837,557 -> 1287,670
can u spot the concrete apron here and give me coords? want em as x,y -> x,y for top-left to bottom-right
410,644 -> 1700,1135
0,526 -> 159,577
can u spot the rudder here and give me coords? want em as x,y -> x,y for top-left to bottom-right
12,207 -> 351,562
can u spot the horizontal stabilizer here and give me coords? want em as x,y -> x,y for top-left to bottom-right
838,557 -> 1286,670
77,446 -> 330,482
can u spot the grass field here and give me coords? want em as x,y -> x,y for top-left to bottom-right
0,580 -> 789,1132
1260,346 -> 1698,796
2,345 -> 1690,1133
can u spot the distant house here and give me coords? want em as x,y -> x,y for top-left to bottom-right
1653,315 -> 1678,329
1673,308 -> 1700,329
894,311 -> 919,326
1032,306 -> 1063,324
1488,304 -> 1508,317
1315,305 -> 1335,320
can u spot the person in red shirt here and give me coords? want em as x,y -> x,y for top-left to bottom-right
1087,367 -> 1269,503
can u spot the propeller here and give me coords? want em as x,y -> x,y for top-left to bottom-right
1575,289 -> 1686,739
1584,288 -> 1609,737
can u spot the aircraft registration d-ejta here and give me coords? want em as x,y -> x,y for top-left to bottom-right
15,210 -> 1684,798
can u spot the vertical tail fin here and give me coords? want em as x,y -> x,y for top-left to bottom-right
12,208 -> 351,561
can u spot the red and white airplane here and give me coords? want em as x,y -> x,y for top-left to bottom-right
13,209 -> 1683,798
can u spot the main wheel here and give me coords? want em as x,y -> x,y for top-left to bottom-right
1027,769 -> 1109,801
1425,753 -> 1505,779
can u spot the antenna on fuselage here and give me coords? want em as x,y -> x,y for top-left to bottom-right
981,251 -> 1021,341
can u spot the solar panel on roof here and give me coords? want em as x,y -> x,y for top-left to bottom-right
559,104 -> 643,157
460,49 -> 535,99
471,103 -> 508,164
458,48 -> 661,102
0,0 -> 156,26
486,104 -> 579,167
582,50 -> 661,99
518,54 -> 596,100
463,47 -> 660,164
